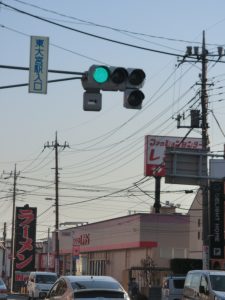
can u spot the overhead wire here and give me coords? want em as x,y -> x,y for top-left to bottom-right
0,2 -> 185,57
5,0 -> 222,48
1,0 -> 221,232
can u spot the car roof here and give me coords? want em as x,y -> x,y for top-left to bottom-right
61,276 -> 118,283
30,271 -> 57,276
187,270 -> 225,276
166,276 -> 186,279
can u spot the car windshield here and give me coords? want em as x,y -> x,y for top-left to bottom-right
36,275 -> 57,284
0,279 -> 6,289
71,280 -> 123,291
210,275 -> 225,292
173,279 -> 185,289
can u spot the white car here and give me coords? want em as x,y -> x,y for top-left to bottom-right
45,275 -> 130,300
27,271 -> 58,299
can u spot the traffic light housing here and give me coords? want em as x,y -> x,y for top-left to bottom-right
190,109 -> 200,128
123,68 -> 145,109
83,91 -> 102,111
81,65 -> 146,110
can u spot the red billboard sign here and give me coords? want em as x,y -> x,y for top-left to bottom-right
144,135 -> 202,177
14,205 -> 37,271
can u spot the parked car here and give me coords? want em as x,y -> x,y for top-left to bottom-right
161,275 -> 185,300
45,275 -> 130,300
182,270 -> 225,300
27,271 -> 58,299
0,278 -> 8,300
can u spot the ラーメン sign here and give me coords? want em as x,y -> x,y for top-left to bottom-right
29,36 -> 49,94
144,135 -> 202,177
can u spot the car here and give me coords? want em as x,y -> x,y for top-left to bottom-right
182,270 -> 225,300
45,275 -> 130,300
27,271 -> 58,299
0,278 -> 8,300
161,275 -> 185,300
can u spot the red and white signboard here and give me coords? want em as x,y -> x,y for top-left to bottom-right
144,135 -> 202,177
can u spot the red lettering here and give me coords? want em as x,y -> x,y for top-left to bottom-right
18,209 -> 35,226
16,238 -> 33,261
16,255 -> 33,270
149,149 -> 160,161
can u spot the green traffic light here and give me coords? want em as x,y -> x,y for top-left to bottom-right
93,66 -> 109,83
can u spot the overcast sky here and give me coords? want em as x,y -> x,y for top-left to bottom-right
1,0 -> 225,239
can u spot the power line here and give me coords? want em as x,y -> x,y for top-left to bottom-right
0,1 -> 183,57
6,0 -> 223,47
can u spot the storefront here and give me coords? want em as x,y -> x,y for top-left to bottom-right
57,212 -> 190,289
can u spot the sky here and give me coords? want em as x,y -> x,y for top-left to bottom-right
1,0 -> 225,240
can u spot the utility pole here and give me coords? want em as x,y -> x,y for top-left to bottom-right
4,165 -> 20,292
177,31 -> 225,269
44,132 -> 69,275
178,31 -> 209,268
47,227 -> 50,271
200,31 -> 210,270
2,222 -> 6,280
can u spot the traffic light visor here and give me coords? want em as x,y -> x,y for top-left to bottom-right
129,69 -> 146,85
93,66 -> 109,83
127,90 -> 145,106
111,68 -> 128,84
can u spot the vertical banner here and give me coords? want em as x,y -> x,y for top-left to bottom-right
29,36 -> 49,94
14,206 -> 37,271
210,182 -> 224,259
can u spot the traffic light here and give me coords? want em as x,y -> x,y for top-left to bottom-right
82,65 -> 129,92
123,68 -> 145,109
81,65 -> 146,110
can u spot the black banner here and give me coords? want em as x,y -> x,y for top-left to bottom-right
14,205 -> 37,271
210,182 -> 224,259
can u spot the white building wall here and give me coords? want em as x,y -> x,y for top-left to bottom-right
58,212 -> 190,285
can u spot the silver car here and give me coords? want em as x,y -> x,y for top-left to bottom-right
161,276 -> 185,300
45,275 -> 130,300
